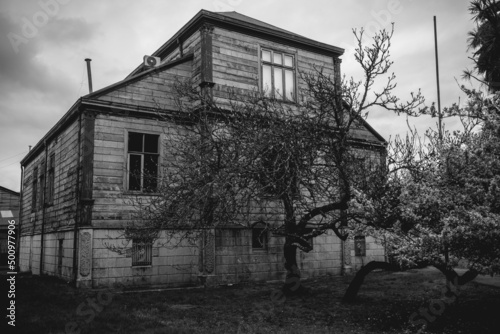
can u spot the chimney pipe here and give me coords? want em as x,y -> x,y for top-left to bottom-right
84,58 -> 93,94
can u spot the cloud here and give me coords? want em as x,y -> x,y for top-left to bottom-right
0,12 -> 96,94
41,16 -> 96,45
0,3 -> 98,191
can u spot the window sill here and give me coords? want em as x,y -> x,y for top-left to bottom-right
123,191 -> 161,196
259,194 -> 301,200
132,265 -> 152,268
260,96 -> 297,105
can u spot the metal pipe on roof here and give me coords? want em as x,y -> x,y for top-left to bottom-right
85,58 -> 93,94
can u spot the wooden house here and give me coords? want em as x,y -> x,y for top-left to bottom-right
18,10 -> 386,288
1,186 -> 20,270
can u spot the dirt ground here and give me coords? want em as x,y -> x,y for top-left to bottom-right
13,268 -> 500,334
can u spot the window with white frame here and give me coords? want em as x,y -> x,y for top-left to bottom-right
127,132 -> 159,192
261,48 -> 295,101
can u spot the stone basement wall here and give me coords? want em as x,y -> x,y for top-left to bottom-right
88,228 -> 347,288
18,231 -> 74,280
18,235 -> 40,274
91,230 -> 199,289
214,228 -> 344,285
20,229 -> 384,288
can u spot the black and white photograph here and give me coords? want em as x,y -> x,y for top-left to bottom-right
1,0 -> 499,333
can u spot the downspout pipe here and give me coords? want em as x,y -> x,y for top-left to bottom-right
17,165 -> 25,272
72,108 -> 83,284
39,140 -> 48,275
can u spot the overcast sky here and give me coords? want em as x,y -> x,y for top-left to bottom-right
0,0 -> 480,191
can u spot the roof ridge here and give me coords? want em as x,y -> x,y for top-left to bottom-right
213,11 -> 304,38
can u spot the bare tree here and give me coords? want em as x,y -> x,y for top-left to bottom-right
120,25 -> 426,291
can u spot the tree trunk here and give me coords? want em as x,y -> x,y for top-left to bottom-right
434,265 -> 479,286
342,261 -> 398,303
342,262 -> 479,303
283,240 -> 304,294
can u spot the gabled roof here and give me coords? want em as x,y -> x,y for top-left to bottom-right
84,53 -> 194,100
21,10 -> 384,166
127,9 -> 344,78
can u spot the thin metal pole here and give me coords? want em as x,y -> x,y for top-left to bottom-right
433,16 -> 442,140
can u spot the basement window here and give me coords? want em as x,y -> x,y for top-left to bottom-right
127,132 -> 159,192
354,236 -> 366,256
252,222 -> 268,250
131,240 -> 153,266
303,228 -> 314,248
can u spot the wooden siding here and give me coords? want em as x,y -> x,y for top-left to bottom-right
350,119 -> 385,143
163,31 -> 202,84
20,118 -> 80,236
91,114 -> 190,228
210,27 -> 383,145
79,112 -> 95,226
0,188 -> 19,211
95,61 -> 193,111
211,27 -> 336,103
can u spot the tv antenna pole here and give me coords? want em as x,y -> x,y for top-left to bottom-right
434,16 -> 443,141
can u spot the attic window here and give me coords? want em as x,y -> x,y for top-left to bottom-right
261,48 -> 295,101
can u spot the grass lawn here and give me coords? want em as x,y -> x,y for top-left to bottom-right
15,268 -> 500,334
